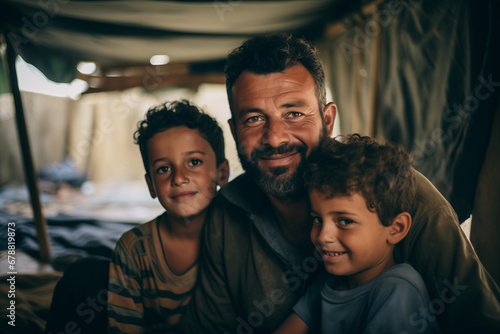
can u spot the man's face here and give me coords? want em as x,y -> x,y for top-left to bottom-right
229,64 -> 336,200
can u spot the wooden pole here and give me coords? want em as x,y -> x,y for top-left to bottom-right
2,32 -> 51,263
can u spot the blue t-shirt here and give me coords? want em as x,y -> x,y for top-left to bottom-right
293,264 -> 441,333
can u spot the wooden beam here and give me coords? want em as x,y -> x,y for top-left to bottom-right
3,32 -> 51,263
79,69 -> 225,93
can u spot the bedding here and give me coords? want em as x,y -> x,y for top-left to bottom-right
0,210 -> 136,333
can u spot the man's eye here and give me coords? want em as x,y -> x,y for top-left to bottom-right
338,218 -> 354,226
188,159 -> 202,167
245,115 -> 263,124
287,112 -> 303,118
156,166 -> 170,174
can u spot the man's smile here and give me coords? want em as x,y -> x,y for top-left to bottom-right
258,151 -> 300,168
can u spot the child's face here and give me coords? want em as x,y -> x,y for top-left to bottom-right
145,126 -> 226,222
309,190 -> 395,287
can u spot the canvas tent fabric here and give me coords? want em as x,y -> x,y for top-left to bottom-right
321,0 -> 500,222
0,0 -> 342,85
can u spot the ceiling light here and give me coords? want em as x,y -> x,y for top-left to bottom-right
149,54 -> 170,66
77,62 -> 97,75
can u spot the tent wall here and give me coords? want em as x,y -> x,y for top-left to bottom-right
471,102 -> 500,284
66,85 -> 241,182
320,0 -> 499,223
0,85 -> 242,186
0,92 -> 70,185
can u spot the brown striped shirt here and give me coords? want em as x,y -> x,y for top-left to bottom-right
108,214 -> 197,333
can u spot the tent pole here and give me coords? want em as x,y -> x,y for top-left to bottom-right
3,32 -> 51,263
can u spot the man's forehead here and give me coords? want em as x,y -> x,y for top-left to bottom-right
231,65 -> 316,104
234,64 -> 313,86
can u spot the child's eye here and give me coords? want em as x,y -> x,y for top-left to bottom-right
156,166 -> 170,174
338,218 -> 354,226
311,216 -> 322,224
188,159 -> 202,167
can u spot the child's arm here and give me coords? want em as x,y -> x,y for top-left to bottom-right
107,239 -> 145,333
273,313 -> 309,334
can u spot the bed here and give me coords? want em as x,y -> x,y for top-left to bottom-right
0,181 -> 162,333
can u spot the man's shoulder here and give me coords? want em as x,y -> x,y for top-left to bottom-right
206,175 -> 268,242
217,173 -> 267,213
413,170 -> 450,209
411,170 -> 458,222
209,191 -> 252,232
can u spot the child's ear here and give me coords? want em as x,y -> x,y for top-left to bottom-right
387,212 -> 411,245
145,173 -> 157,199
216,159 -> 230,187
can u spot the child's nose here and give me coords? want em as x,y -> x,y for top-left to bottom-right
318,225 -> 338,245
171,168 -> 188,186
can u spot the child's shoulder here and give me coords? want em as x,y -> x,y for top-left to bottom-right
372,263 -> 428,298
117,215 -> 162,248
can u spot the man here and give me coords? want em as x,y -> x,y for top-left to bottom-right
180,34 -> 500,333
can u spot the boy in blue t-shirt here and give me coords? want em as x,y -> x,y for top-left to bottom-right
274,134 -> 441,334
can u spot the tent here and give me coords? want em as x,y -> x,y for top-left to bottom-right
0,0 -> 499,281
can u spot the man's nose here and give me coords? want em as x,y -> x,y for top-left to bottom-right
261,118 -> 289,147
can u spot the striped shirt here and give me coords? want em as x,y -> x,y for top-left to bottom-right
108,214 -> 197,333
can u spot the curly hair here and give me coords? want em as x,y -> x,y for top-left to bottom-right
304,134 -> 416,226
134,100 -> 225,174
225,33 -> 327,119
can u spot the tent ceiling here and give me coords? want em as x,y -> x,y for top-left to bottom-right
0,0 -> 353,84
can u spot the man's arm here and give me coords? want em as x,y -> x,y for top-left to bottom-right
401,171 -> 500,332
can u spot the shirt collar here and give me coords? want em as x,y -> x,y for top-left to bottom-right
220,173 -> 316,271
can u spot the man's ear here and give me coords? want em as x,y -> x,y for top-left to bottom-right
228,118 -> 236,142
387,212 -> 411,245
216,159 -> 230,187
145,173 -> 157,199
323,102 -> 337,137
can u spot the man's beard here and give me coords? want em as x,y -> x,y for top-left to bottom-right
237,143 -> 309,201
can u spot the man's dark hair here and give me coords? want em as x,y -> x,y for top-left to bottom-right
134,100 -> 225,174
304,134 -> 416,226
225,33 -> 327,118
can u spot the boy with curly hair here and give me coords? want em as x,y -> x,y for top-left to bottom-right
107,100 -> 229,333
275,134 -> 441,333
